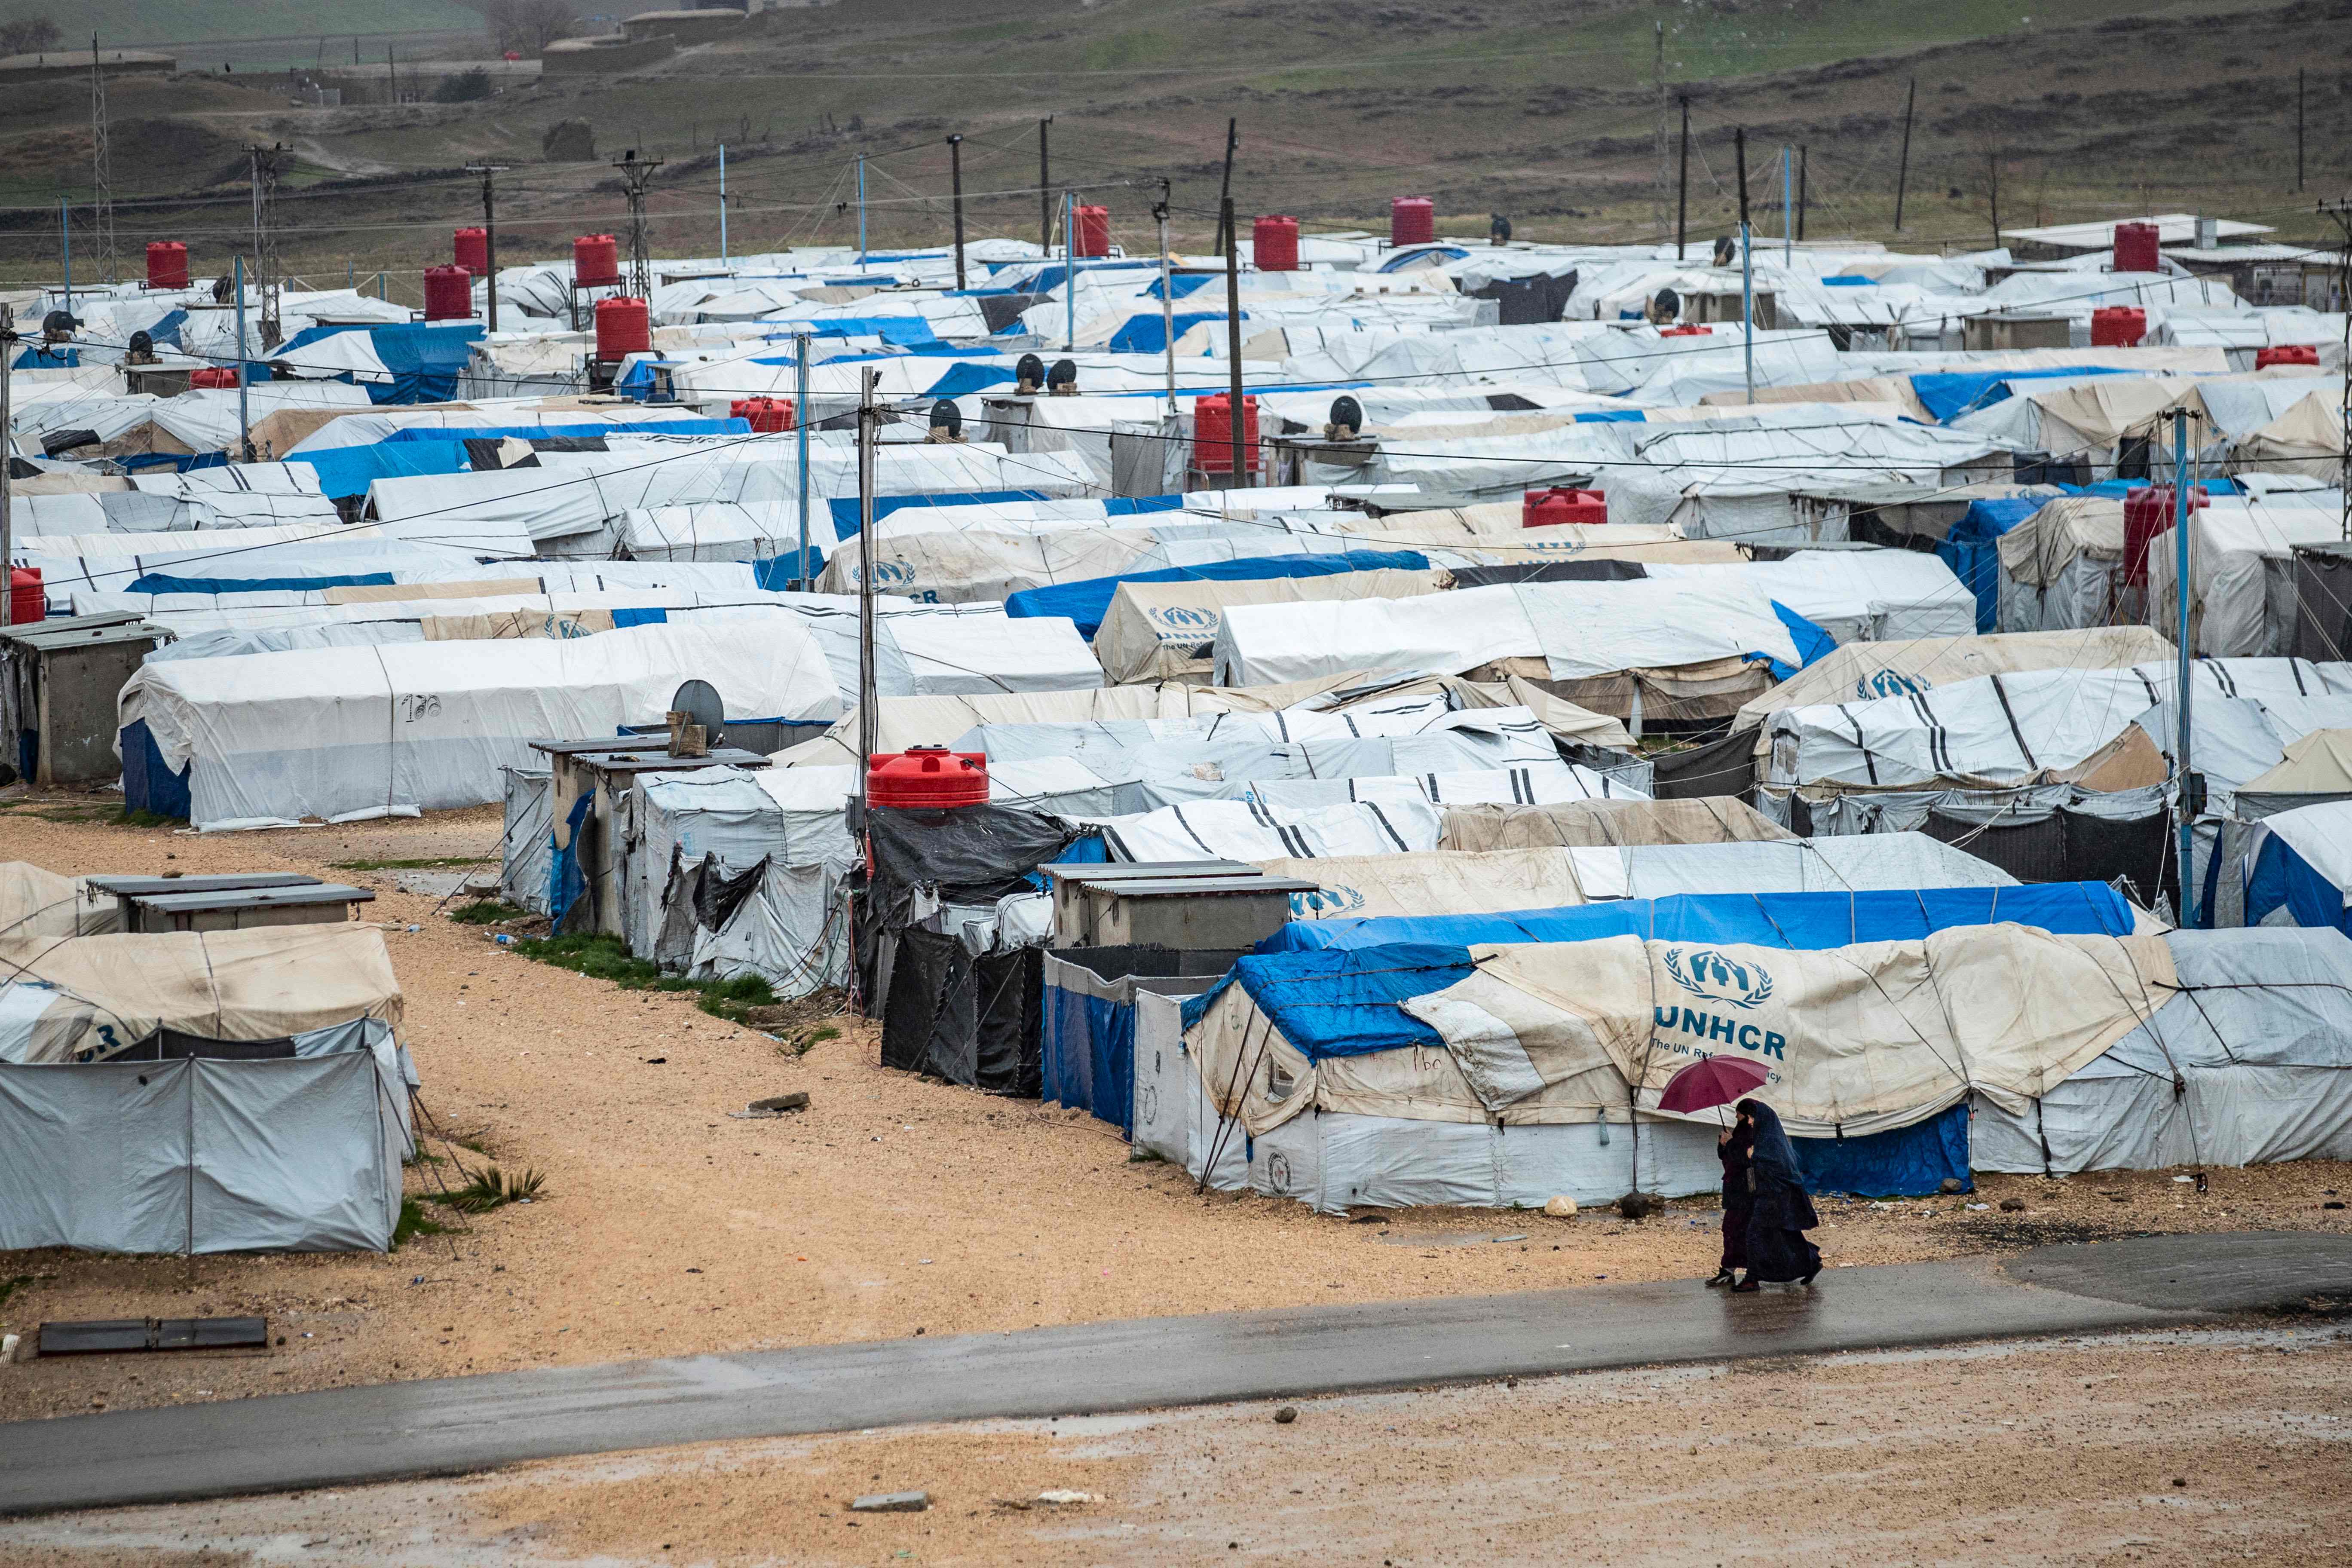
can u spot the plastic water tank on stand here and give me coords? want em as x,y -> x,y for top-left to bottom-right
454,226 -> 489,276
424,265 -> 474,321
1253,215 -> 1299,271
145,242 -> 188,289
867,747 -> 989,808
595,297 -> 651,361
2256,344 -> 2321,369
188,367 -> 239,388
573,233 -> 624,288
1391,197 -> 1435,247
2090,306 -> 2146,347
1659,324 -> 1713,337
8,567 -> 43,626
1073,205 -> 1111,259
2123,484 -> 2209,585
1193,392 -> 1259,478
1523,487 -> 1608,527
732,396 -> 796,433
2113,221 -> 2162,273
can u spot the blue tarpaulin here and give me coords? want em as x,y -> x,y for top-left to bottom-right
286,439 -> 469,501
1108,310 -> 1237,354
1002,548 -> 1432,640
1178,943 -> 1474,1060
827,490 -> 1184,539
749,317 -> 941,349
1258,882 -> 2138,954
263,322 -> 485,404
2247,834 -> 2351,935
1789,1102 -> 1970,1196
124,570 -> 397,596
1936,496 -> 2056,632
920,362 -> 1023,399
1908,364 -> 2134,423
382,419 -> 748,443
1763,602 -> 1837,678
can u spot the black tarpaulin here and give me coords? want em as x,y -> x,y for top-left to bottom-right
866,804 -> 1082,930
881,929 -> 1041,1096
1446,559 -> 1648,588
1651,729 -> 1759,800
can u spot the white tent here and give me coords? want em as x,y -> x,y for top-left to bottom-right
119,621 -> 840,830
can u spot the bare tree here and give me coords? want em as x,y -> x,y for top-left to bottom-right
0,14 -> 65,55
481,0 -> 579,53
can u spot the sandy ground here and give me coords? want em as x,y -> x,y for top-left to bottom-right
4,800 -> 2351,1427
3,1323 -> 2348,1566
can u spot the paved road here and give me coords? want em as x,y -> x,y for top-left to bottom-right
2,1232 -> 2346,1518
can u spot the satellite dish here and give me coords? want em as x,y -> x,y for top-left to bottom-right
1015,351 -> 1046,392
670,678 -> 725,747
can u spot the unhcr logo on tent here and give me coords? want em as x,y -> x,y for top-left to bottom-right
1655,947 -> 1785,1059
1146,605 -> 1217,631
1858,668 -> 1928,700
1289,884 -> 1365,917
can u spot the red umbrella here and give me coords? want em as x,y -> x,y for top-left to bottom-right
1656,1054 -> 1770,1115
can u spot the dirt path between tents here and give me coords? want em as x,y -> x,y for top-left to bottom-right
6,1323 -> 2349,1565
3,796 -> 2350,1427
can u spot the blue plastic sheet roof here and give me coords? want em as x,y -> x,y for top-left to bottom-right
827,490 -> 1184,539
1002,548 -> 1431,639
1259,882 -> 2138,954
287,438 -> 470,500
1937,495 -> 2058,633
1109,310 -> 1236,354
1908,364 -> 2135,423
1178,943 -> 1476,1060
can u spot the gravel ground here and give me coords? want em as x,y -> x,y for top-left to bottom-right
3,800 -> 2351,1427
3,1323 -> 2348,1565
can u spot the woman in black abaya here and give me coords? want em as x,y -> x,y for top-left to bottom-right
1708,1113 -> 1754,1288
1730,1099 -> 1822,1291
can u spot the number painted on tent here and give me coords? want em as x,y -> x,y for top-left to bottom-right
399,694 -> 443,723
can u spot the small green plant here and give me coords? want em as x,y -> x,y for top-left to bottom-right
697,971 -> 777,1022
392,1198 -> 447,1247
431,67 -> 494,103
435,1164 -> 546,1215
0,1274 -> 34,1311
778,1023 -> 840,1058
450,899 -> 529,925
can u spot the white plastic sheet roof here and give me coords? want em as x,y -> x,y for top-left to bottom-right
1096,797 -> 1444,862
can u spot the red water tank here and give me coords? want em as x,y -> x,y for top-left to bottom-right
867,747 -> 989,808
2256,343 -> 2321,370
573,233 -> 623,288
2090,306 -> 2146,348
1523,487 -> 1608,528
6,567 -> 42,626
732,396 -> 795,433
1658,324 -> 1713,337
1391,196 -> 1435,247
189,366 -> 239,388
595,296 -> 651,361
1073,204 -> 1111,259
1253,215 -> 1300,272
145,241 -> 189,289
2122,484 -> 2210,585
1193,392 -> 1260,477
2113,221 -> 2162,274
454,226 -> 489,276
423,265 -> 473,321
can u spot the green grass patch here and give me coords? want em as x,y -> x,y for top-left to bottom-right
392,1198 -> 447,1248
429,1164 -> 545,1215
450,899 -> 529,925
0,1274 -> 34,1313
512,933 -> 799,1025
778,1023 -> 839,1058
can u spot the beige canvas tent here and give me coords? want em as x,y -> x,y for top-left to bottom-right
1094,568 -> 1443,683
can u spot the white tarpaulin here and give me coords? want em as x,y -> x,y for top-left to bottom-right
120,621 -> 841,830
1097,798 -> 1444,862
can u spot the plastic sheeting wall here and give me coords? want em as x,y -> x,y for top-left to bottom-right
0,1051 -> 404,1253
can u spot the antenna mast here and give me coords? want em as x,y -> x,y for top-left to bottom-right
248,144 -> 285,347
90,37 -> 117,284
615,150 -> 663,300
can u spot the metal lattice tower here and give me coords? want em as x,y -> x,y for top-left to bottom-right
1651,22 -> 1669,241
614,151 -> 663,300
248,144 -> 285,348
89,37 -> 117,283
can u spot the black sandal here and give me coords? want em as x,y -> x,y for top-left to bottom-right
1705,1269 -> 1734,1288
1730,1279 -> 1761,1293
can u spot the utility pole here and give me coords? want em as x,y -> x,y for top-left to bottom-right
90,37 -> 116,284
1987,150 -> 2002,253
1676,96 -> 1690,259
1155,180 -> 1176,408
1651,21 -> 1668,241
1798,144 -> 1808,242
1782,144 -> 1792,263
2171,407 -> 2198,925
1222,195 -> 1246,489
467,163 -> 506,333
59,199 -> 70,315
234,254 -> 254,462
1735,128 -> 1753,404
718,143 -> 728,266
613,150 -> 662,300
2323,200 -> 2352,541
856,155 -> 867,262
1893,77 -> 1916,231
248,144 -> 283,348
794,331 -> 812,581
0,305 -> 13,628
1038,116 -> 1052,253
947,134 -> 966,290
2297,69 -> 2306,193
1063,190 -> 1076,353
854,364 -> 880,806
1213,118 -> 1237,255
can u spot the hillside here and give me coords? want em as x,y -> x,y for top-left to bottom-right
0,0 -> 2343,294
